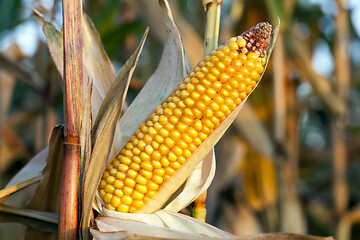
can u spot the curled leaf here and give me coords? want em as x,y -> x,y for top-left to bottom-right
164,149 -> 216,212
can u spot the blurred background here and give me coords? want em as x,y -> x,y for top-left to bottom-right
0,0 -> 360,239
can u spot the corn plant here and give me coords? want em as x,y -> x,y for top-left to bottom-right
0,0 -> 339,240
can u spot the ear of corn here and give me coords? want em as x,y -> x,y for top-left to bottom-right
98,22 -> 272,214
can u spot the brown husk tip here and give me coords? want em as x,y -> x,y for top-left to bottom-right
239,22 -> 272,57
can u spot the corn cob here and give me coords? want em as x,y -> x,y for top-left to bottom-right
98,22 -> 272,213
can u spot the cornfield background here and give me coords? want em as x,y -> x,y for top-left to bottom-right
0,0 -> 359,239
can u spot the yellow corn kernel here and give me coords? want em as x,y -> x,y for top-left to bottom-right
133,200 -> 145,209
178,156 -> 186,163
177,139 -> 187,150
114,189 -> 124,198
151,175 -> 164,185
151,160 -> 162,169
127,169 -> 138,179
122,186 -> 133,196
139,152 -> 150,161
154,168 -> 165,176
147,180 -> 159,191
132,190 -> 144,200
106,204 -> 116,211
111,196 -> 121,208
104,184 -> 115,194
129,206 -> 137,213
117,204 -> 129,213
135,184 -> 147,194
99,180 -> 107,189
140,169 -> 153,179
120,156 -> 131,165
99,189 -> 106,198
135,174 -> 148,185
165,167 -> 175,175
146,190 -> 157,198
106,176 -> 116,185
160,157 -> 170,167
170,161 -> 181,169
140,162 -> 153,171
143,134 -> 152,144
121,195 -> 133,205
109,168 -> 117,176
168,152 -> 177,162
132,156 -> 141,164
103,193 -> 113,204
116,171 -> 126,181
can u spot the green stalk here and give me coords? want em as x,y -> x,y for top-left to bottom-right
59,0 -> 83,239
192,0 -> 223,222
203,0 -> 223,56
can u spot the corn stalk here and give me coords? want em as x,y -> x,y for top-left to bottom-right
59,0 -> 83,239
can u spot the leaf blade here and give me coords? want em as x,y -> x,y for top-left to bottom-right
80,28 -> 148,237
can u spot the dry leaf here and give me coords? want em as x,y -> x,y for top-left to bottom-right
164,149 -> 215,212
34,10 -> 116,118
80,29 -> 148,238
26,125 -> 63,213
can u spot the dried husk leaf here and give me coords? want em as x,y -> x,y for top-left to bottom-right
81,29 -> 148,236
0,127 -> 62,239
26,125 -> 63,212
4,148 -> 47,189
154,210 -> 235,238
93,210 -> 236,239
102,207 -> 167,227
164,149 -> 216,212
0,149 -> 47,209
80,80 -> 93,191
33,10 -> 63,79
82,14 -> 116,100
93,211 -> 333,240
92,218 -> 208,239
